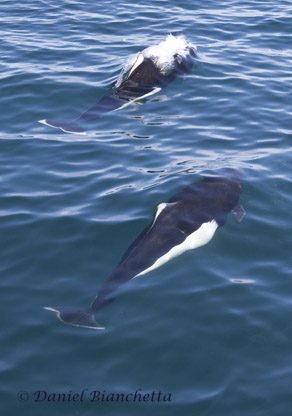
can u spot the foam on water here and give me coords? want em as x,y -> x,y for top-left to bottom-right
143,34 -> 196,75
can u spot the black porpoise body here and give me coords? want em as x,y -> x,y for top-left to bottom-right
44,169 -> 245,330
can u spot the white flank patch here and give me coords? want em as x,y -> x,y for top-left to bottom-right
133,220 -> 218,278
113,87 -> 162,111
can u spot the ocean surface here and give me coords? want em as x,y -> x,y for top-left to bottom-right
1,0 -> 292,415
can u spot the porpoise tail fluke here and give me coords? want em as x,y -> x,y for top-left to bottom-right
43,306 -> 105,330
38,119 -> 86,135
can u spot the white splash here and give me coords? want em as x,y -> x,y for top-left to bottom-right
143,34 -> 196,75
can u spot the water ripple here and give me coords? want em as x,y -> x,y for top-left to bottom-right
1,0 -> 292,414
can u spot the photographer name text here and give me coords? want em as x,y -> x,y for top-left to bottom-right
17,389 -> 172,403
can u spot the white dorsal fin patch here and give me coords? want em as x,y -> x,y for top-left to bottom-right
154,202 -> 167,222
133,220 -> 218,279
128,52 -> 144,78
148,202 -> 178,233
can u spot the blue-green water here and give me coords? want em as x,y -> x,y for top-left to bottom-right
1,0 -> 292,415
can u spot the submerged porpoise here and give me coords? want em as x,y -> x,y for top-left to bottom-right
44,169 -> 245,330
39,35 -> 196,134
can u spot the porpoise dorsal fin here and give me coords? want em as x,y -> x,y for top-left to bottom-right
232,204 -> 245,222
128,53 -> 144,78
148,202 -> 178,233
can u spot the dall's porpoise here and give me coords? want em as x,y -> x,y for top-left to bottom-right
39,34 -> 196,134
44,169 -> 245,330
